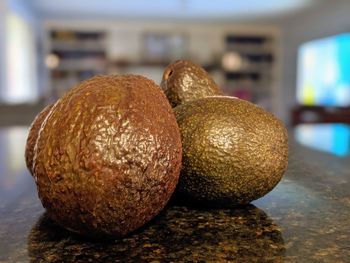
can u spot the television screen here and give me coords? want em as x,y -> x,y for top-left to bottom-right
297,33 -> 350,107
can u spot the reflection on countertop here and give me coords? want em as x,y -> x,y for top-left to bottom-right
28,206 -> 284,262
295,123 -> 350,157
1,125 -> 350,262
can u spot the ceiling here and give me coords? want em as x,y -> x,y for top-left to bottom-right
27,0 -> 317,21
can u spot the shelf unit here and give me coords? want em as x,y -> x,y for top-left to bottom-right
222,35 -> 276,110
44,26 -> 277,112
47,30 -> 107,100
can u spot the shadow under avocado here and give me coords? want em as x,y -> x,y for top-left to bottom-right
28,204 -> 285,262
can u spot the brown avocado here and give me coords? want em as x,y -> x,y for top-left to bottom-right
25,104 -> 54,175
174,96 -> 288,206
160,60 -> 224,107
31,75 -> 182,238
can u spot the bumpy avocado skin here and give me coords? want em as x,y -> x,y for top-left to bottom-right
32,75 -> 182,238
25,104 -> 54,175
160,60 -> 224,107
174,97 -> 288,206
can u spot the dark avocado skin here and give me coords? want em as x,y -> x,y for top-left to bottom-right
32,75 -> 182,238
174,96 -> 288,206
25,104 -> 54,175
160,60 -> 224,107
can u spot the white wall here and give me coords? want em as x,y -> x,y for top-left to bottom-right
277,0 -> 350,124
0,0 -> 42,104
0,0 -> 7,99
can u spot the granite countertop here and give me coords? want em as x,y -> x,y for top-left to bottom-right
0,125 -> 350,262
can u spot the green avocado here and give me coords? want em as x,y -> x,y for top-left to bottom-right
174,96 -> 288,206
160,60 -> 224,107
30,75 -> 182,238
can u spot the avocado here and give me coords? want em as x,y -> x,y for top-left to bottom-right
25,104 -> 54,175
31,75 -> 182,238
160,60 -> 224,107
174,96 -> 288,206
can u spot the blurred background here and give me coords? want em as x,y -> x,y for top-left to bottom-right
0,0 -> 350,157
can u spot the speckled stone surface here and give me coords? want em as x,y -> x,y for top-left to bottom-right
1,126 -> 350,262
26,205 -> 284,262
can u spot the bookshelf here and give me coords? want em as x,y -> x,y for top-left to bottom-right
44,26 -> 278,112
47,30 -> 107,100
221,35 -> 276,110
